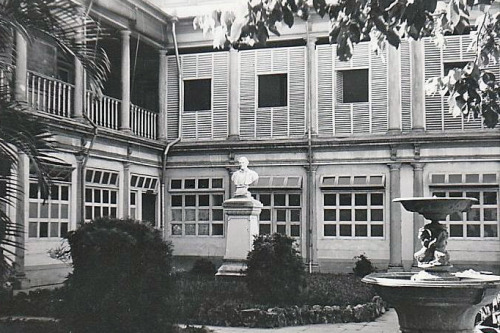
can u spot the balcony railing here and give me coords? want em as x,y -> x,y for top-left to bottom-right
131,104 -> 157,139
85,92 -> 120,131
20,70 -> 157,139
27,71 -> 73,118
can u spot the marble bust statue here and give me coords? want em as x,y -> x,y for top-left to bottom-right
231,157 -> 258,197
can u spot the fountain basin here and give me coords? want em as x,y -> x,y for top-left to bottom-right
393,197 -> 477,221
363,272 -> 500,333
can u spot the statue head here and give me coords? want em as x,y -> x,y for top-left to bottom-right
237,157 -> 249,170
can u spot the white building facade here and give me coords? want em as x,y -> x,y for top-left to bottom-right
2,1 -> 499,287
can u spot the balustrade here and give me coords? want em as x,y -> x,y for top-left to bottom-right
3,67 -> 157,140
27,71 -> 73,117
85,92 -> 120,130
130,104 -> 157,139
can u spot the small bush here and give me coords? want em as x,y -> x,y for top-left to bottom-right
246,233 -> 305,305
60,217 -> 174,333
353,254 -> 376,277
190,258 -> 216,276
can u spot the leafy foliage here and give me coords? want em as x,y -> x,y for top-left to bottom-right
190,258 -> 217,276
60,218 -> 174,333
0,0 -> 110,288
0,0 -> 110,94
194,0 -> 499,128
246,233 -> 306,304
352,254 -> 376,278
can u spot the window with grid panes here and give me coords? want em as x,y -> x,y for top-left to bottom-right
252,192 -> 301,238
29,181 -> 70,238
85,169 -> 119,221
169,178 -> 224,236
323,192 -> 384,238
430,173 -> 499,239
321,175 -> 385,238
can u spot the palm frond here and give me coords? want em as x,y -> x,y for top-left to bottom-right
0,0 -> 110,95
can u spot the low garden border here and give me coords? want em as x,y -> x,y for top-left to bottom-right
193,296 -> 388,328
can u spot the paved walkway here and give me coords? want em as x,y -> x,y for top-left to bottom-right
203,309 -> 399,333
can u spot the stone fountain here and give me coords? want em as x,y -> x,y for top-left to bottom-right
362,197 -> 500,333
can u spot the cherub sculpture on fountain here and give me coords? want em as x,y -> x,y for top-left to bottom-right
414,220 -> 450,268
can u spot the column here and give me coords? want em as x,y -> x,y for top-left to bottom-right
227,47 -> 239,140
14,32 -> 28,102
306,32 -> 318,137
122,162 -> 130,218
389,163 -> 403,269
75,154 -> 85,224
120,30 -> 131,132
387,46 -> 401,134
14,152 -> 27,283
73,19 -> 84,120
411,40 -> 425,131
158,49 -> 168,141
412,162 -> 425,258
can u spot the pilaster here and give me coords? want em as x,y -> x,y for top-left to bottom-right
306,32 -> 318,137
410,40 -> 425,132
412,161 -> 425,259
227,47 -> 240,140
387,46 -> 402,134
14,152 -> 27,283
122,161 -> 130,218
388,162 -> 403,269
75,154 -> 85,224
306,164 -> 318,271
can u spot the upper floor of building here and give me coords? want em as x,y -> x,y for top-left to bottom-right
1,1 -> 498,146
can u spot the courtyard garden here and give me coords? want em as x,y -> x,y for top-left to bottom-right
0,218 -> 385,332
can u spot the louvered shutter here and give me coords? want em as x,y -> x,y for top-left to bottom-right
400,40 -> 412,132
166,56 -> 179,140
239,47 -> 306,139
370,45 -> 388,133
424,38 -> 443,131
317,42 -> 387,136
240,51 -> 256,138
289,47 -> 306,136
317,45 -> 334,136
213,53 -> 229,138
169,52 -> 229,141
425,35 -> 489,131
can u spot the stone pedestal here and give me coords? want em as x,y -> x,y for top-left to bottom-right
216,196 -> 262,278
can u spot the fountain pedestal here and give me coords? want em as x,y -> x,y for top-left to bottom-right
363,198 -> 500,333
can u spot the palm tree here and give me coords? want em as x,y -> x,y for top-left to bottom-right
0,0 -> 110,284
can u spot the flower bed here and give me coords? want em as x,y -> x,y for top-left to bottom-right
1,273 -> 386,330
195,296 -> 387,328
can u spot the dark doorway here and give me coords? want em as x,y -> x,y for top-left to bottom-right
142,192 -> 156,227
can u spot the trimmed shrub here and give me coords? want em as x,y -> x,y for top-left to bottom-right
190,258 -> 216,276
246,233 -> 305,304
353,254 -> 376,277
60,218 -> 174,333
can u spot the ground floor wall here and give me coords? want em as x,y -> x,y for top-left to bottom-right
9,131 -> 500,287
